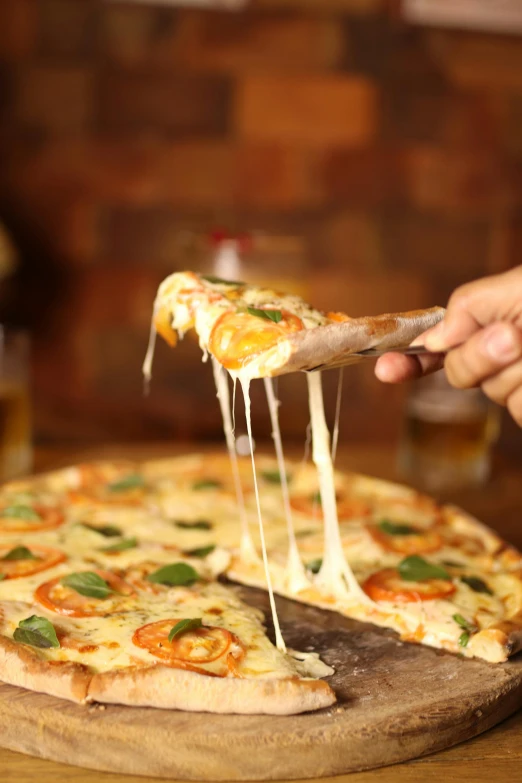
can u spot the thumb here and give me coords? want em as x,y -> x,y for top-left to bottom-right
424,309 -> 479,352
424,268 -> 522,352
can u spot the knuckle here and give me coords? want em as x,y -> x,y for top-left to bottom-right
481,380 -> 508,407
447,286 -> 471,312
445,348 -> 478,389
444,355 -> 467,388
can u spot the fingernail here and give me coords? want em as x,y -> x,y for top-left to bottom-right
483,324 -> 519,361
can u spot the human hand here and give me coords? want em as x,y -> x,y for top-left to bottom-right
375,266 -> 522,425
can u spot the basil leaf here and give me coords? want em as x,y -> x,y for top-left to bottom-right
192,479 -> 222,491
311,491 -> 322,505
0,573 -> 5,581
398,555 -> 451,582
61,572 -> 114,599
147,563 -> 199,587
183,545 -> 216,558
261,470 -> 292,485
1,546 -> 39,562
81,523 -> 122,537
460,575 -> 493,596
306,558 -> 323,575
452,613 -> 477,634
13,615 -> 60,649
202,275 -> 244,286
453,613 -> 471,630
101,537 -> 138,553
175,520 -> 213,531
458,632 -> 470,648
379,520 -> 416,536
442,560 -> 464,568
1,505 -> 41,521
168,618 -> 203,642
107,474 -> 144,493
247,307 -> 283,324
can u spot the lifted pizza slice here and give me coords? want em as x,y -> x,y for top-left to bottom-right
145,271 -> 443,380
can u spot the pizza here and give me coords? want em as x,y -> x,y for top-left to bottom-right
1,454 -> 521,719
0,458 -> 336,714
145,271 -> 444,379
1,272 -> 520,715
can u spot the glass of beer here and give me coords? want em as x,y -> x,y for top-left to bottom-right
0,328 -> 32,480
398,370 -> 500,491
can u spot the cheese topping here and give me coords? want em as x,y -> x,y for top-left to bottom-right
263,377 -> 309,594
240,378 -> 286,652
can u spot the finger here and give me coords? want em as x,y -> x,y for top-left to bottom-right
375,352 -> 444,383
507,386 -> 522,427
425,267 -> 522,352
444,322 -> 522,389
482,360 -> 522,407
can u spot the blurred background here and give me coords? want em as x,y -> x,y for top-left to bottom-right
0,0 -> 520,460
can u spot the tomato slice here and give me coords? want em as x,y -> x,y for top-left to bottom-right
154,304 -> 178,347
327,311 -> 352,323
362,568 -> 456,603
122,560 -> 181,595
133,620 -> 244,676
68,463 -> 145,506
34,570 -> 135,617
208,309 -> 304,371
0,545 -> 65,579
0,505 -> 64,533
368,525 -> 443,555
290,492 -> 371,521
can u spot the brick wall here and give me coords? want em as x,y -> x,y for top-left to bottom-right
0,0 -> 520,450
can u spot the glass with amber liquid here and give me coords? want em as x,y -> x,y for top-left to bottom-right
398,370 -> 500,491
0,329 -> 31,480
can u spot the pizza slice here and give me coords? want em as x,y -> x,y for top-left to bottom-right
0,470 -> 335,715
145,271 -> 443,380
225,460 -> 522,664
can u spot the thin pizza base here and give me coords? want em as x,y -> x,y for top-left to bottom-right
0,635 -> 333,714
1,454 -> 522,714
0,464 -> 336,715
148,271 -> 445,379
226,467 -> 522,664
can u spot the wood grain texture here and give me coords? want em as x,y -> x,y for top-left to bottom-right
1,584 -> 521,780
1,443 -> 521,781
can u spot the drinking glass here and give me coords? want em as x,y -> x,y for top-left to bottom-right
0,328 -> 32,480
398,370 -> 500,491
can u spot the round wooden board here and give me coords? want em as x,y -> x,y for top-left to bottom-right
1,584 -> 521,781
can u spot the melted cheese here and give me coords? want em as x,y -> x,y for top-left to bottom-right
331,369 -> 343,464
307,372 -> 369,603
0,583 -> 301,678
211,358 -> 256,562
263,378 -> 309,594
240,378 -> 286,652
142,315 -> 157,394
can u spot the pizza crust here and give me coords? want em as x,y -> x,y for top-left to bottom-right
0,636 -> 91,703
240,307 -> 445,377
88,665 -> 336,715
0,634 -> 336,714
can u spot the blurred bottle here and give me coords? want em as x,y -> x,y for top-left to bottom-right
398,370 -> 500,492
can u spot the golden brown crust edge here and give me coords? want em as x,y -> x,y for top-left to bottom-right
0,635 -> 91,702
87,665 -> 336,715
0,635 -> 336,714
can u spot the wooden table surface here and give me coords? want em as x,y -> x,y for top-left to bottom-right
2,441 -> 522,783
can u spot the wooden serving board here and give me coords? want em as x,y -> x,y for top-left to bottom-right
1,585 -> 521,781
